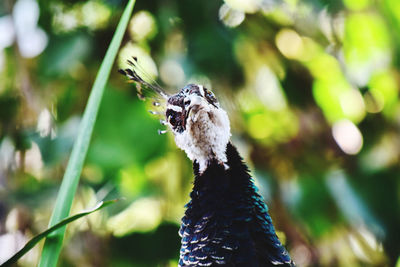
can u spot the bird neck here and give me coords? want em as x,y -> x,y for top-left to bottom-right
191,142 -> 253,199
182,143 -> 294,266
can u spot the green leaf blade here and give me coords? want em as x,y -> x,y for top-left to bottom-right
36,0 -> 136,266
1,200 -> 118,267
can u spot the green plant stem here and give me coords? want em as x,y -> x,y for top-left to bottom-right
38,1 -> 136,266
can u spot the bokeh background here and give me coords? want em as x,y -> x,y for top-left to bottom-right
1,0 -> 400,266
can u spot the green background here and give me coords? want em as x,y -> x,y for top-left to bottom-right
0,0 -> 400,266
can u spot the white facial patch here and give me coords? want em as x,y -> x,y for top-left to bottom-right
171,91 -> 231,173
198,85 -> 205,97
167,104 -> 183,112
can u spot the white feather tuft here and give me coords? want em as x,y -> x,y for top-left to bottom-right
172,93 -> 231,173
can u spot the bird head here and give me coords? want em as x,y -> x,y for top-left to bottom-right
166,84 -> 231,172
119,59 -> 231,173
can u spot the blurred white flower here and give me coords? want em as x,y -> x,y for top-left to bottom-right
160,59 -> 185,87
37,108 -> 56,139
16,27 -> 48,58
15,142 -> 44,178
0,137 -> 15,173
219,3 -> 245,28
0,232 -> 26,264
332,119 -> 363,155
224,0 -> 261,13
11,0 -> 48,58
13,0 -> 39,33
0,16 -> 15,49
129,11 -> 157,41
82,1 -> 112,30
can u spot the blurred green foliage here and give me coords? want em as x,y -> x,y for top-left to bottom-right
0,0 -> 400,266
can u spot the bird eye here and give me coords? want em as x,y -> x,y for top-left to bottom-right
203,88 -> 217,105
184,99 -> 191,106
166,110 -> 179,127
168,114 -> 176,126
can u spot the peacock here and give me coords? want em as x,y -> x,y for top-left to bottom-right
119,58 -> 294,267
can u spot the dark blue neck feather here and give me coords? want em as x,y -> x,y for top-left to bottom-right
178,143 -> 294,267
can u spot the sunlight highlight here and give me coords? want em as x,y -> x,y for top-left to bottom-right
129,11 -> 157,41
160,59 -> 185,87
332,119 -> 363,155
275,29 -> 303,59
219,3 -> 245,28
255,65 -> 287,111
118,42 -> 158,81
224,0 -> 261,13
107,198 -> 162,236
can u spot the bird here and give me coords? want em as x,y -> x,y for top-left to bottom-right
119,58 -> 294,267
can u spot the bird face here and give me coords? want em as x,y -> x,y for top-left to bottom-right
166,84 -> 218,134
166,84 -> 231,172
